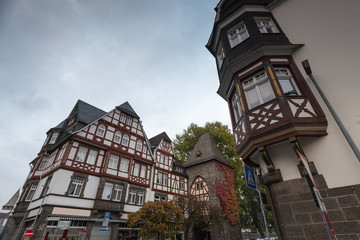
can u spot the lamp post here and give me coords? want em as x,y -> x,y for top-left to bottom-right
302,59 -> 360,163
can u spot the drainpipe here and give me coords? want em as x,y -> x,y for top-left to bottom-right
302,60 -> 360,163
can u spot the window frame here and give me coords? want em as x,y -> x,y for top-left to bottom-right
114,131 -> 122,144
255,17 -> 279,34
49,132 -> 59,144
113,184 -> 123,201
274,67 -> 301,96
102,182 -> 114,200
108,154 -> 119,169
68,177 -> 85,197
25,184 -> 38,201
96,124 -> 106,137
231,91 -> 243,123
243,71 -> 276,109
216,45 -> 225,69
126,116 -> 132,125
122,135 -> 129,146
119,157 -> 130,172
127,188 -> 145,205
227,22 -> 249,48
86,149 -> 98,165
38,156 -> 49,170
75,146 -> 88,163
136,140 -> 142,152
120,113 -> 126,123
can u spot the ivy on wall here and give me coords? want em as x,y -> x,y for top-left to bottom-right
215,162 -> 241,226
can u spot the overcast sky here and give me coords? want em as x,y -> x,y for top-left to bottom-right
0,0 -> 233,206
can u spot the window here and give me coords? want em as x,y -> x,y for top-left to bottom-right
128,190 -> 136,204
96,124 -> 105,137
136,191 -> 144,205
120,113 -> 126,123
113,184 -> 123,201
275,68 -> 300,96
231,93 -> 243,123
122,135 -> 129,146
38,156 -> 49,170
114,131 -> 122,144
102,182 -> 113,200
133,163 -> 140,176
255,17 -> 278,33
68,177 -> 84,197
140,165 -> 146,178
163,174 -> 168,186
120,157 -> 130,172
160,154 -> 164,164
243,71 -> 275,109
217,46 -> 225,68
76,146 -> 88,162
136,140 -> 142,152
179,179 -> 184,190
228,23 -> 249,48
157,173 -> 163,185
164,156 -> 169,166
196,182 -> 203,190
25,184 -> 38,201
143,146 -> 147,154
49,132 -> 59,144
126,117 -> 132,125
128,189 -> 144,205
154,194 -> 167,202
108,154 -> 119,169
87,149 -> 98,165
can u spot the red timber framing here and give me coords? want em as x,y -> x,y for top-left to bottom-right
190,177 -> 209,202
229,56 -> 327,159
153,169 -> 187,196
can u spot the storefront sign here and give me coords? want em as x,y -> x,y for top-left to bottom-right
57,220 -> 71,230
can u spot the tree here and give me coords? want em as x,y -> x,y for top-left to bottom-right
173,194 -> 223,240
174,121 -> 269,232
127,201 -> 184,240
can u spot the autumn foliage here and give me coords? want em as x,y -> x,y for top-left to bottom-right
127,201 -> 184,240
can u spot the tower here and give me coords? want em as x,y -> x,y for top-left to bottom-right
206,1 -> 360,239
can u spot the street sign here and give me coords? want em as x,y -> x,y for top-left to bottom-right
104,212 -> 111,219
99,226 -> 110,231
244,165 -> 257,190
57,220 -> 71,230
24,229 -> 34,239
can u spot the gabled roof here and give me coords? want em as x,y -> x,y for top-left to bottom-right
184,133 -> 232,168
72,100 -> 107,132
149,132 -> 172,148
116,101 -> 139,119
2,189 -> 19,210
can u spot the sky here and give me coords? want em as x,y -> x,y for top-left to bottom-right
0,0 -> 232,206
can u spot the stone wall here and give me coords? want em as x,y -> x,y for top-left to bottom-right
264,171 -> 360,240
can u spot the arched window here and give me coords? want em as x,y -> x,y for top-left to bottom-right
122,135 -> 129,146
114,131 -> 122,144
96,124 -> 106,137
136,140 -> 142,151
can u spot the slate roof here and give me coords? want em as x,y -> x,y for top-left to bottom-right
149,132 -> 171,149
72,100 -> 107,132
2,189 -> 19,210
116,101 -> 139,119
184,133 -> 233,168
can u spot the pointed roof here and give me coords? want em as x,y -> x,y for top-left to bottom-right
116,101 -> 139,119
2,189 -> 20,211
184,133 -> 232,168
149,132 -> 172,148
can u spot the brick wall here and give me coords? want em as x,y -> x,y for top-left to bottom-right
266,173 -> 360,240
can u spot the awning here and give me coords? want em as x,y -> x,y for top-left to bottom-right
46,215 -> 126,223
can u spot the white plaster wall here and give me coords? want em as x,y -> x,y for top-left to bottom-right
50,169 -> 73,195
266,141 -> 301,181
271,0 -> 360,188
83,175 -> 100,199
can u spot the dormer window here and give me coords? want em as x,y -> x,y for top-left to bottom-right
243,71 -> 275,109
49,132 -> 59,144
96,124 -> 105,137
255,17 -> 279,33
228,22 -> 249,48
